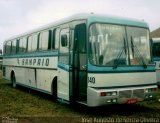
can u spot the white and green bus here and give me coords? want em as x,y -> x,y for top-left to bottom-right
152,38 -> 160,88
3,14 -> 157,107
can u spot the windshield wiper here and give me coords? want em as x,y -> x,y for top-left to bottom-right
130,36 -> 147,68
113,38 -> 127,69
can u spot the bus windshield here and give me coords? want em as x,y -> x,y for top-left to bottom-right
89,23 -> 151,67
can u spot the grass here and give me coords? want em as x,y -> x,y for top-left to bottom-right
0,78 -> 160,122
0,79 -> 81,117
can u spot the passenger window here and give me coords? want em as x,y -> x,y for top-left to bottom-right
28,36 -> 32,52
12,40 -> 17,54
52,29 -> 55,49
32,34 -> 38,51
5,41 -> 12,54
61,34 -> 68,47
19,37 -> 27,53
55,28 -> 60,49
39,31 -> 49,50
19,39 -> 22,52
27,34 -> 38,52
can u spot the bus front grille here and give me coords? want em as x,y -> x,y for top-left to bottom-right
133,89 -> 144,98
119,90 -> 132,98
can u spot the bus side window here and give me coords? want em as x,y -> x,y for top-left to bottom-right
32,34 -> 38,51
39,30 -> 50,50
55,28 -> 60,49
52,29 -> 56,49
48,30 -> 52,50
27,34 -> 38,52
19,38 -> 22,52
11,39 -> 17,54
27,36 -> 32,52
61,34 -> 68,47
19,37 -> 27,53
5,41 -> 12,55
74,23 -> 86,53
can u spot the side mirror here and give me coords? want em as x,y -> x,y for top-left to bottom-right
61,35 -> 68,47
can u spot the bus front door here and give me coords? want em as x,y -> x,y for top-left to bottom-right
57,28 -> 71,102
73,23 -> 87,102
57,23 -> 87,103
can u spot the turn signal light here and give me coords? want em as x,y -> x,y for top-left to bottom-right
100,91 -> 117,97
100,92 -> 107,96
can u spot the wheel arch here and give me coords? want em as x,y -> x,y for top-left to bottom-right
10,70 -> 15,81
51,76 -> 58,95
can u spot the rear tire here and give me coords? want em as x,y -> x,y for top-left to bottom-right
12,74 -> 16,88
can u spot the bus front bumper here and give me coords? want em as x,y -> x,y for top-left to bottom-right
87,86 -> 157,107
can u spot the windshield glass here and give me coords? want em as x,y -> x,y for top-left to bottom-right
89,23 -> 151,66
127,27 -> 151,66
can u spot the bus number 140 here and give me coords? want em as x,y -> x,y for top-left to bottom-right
88,77 -> 95,84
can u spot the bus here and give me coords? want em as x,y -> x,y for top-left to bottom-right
152,38 -> 160,88
0,49 -> 2,78
2,13 -> 157,107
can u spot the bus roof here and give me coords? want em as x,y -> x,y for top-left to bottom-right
86,14 -> 149,28
4,13 -> 149,42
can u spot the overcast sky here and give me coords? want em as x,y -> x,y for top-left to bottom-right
0,0 -> 160,49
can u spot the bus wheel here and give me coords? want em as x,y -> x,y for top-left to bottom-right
52,78 -> 57,100
12,73 -> 16,88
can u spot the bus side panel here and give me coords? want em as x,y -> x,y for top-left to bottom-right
4,66 -> 12,80
10,67 -> 36,88
4,67 -> 35,88
57,67 -> 70,101
27,68 -> 36,88
15,67 -> 28,85
37,69 -> 57,93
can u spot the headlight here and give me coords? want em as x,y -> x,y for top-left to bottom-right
100,91 -> 117,97
145,88 -> 157,93
111,92 -> 117,96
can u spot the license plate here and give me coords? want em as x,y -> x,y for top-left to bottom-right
127,99 -> 137,104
